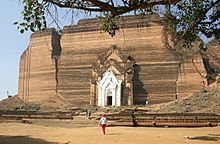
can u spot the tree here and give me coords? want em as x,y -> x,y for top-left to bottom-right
15,0 -> 220,83
16,0 -> 219,44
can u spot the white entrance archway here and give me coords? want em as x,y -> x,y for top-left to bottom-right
97,71 -> 122,106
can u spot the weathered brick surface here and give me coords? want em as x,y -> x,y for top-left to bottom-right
18,29 -> 60,102
18,15 -> 207,105
177,55 -> 207,98
207,40 -> 220,72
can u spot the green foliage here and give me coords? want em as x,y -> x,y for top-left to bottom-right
165,0 -> 220,46
16,0 -> 219,43
135,5 -> 158,17
98,5 -> 157,37
15,0 -> 47,33
99,14 -> 119,37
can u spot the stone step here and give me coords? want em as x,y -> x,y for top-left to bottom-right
27,118 -> 99,128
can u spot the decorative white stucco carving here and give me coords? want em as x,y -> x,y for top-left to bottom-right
90,45 -> 135,106
97,71 -> 122,106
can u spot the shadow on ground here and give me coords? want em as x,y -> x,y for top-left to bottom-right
190,134 -> 220,141
0,135 -> 59,144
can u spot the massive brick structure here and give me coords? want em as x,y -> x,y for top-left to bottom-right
18,15 -> 207,106
18,29 -> 61,102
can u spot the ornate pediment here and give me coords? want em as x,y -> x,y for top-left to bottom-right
90,45 -> 135,106
92,45 -> 135,81
97,72 -> 122,89
98,45 -> 134,64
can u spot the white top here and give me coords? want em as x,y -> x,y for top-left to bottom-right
100,117 -> 107,125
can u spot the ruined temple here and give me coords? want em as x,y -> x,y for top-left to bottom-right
18,15 -> 207,106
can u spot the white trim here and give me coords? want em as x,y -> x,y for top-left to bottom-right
97,71 -> 122,106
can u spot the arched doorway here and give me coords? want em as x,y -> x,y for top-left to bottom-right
90,45 -> 135,106
97,72 -> 122,106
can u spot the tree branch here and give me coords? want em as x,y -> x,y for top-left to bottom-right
86,0 -> 115,10
196,0 -> 220,25
43,0 -> 181,15
112,0 -> 180,16
43,0 -> 103,12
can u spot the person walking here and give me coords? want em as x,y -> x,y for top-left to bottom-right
99,114 -> 107,135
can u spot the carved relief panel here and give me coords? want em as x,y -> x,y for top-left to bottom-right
90,45 -> 135,106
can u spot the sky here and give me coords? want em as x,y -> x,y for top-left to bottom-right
0,1 -> 31,100
0,1 -> 85,100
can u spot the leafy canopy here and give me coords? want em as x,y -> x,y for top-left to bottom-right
16,0 -> 220,45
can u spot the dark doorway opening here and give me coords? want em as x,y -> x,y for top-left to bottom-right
107,96 -> 112,106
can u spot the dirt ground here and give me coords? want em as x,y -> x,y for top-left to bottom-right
0,88 -> 220,144
0,122 -> 220,144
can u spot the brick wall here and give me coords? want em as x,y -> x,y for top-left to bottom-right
18,15 -> 207,105
18,29 -> 60,102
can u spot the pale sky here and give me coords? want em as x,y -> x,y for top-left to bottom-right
0,1 -> 31,100
0,1 -> 85,100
